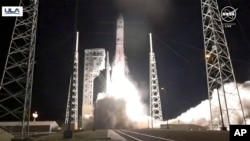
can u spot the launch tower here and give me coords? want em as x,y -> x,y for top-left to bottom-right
201,0 -> 245,129
0,0 -> 39,138
82,49 -> 105,128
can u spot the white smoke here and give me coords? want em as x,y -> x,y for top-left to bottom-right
168,81 -> 250,127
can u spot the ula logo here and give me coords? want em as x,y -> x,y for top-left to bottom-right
2,6 -> 23,17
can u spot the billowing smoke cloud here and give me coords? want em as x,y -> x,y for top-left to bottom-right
94,97 -> 137,129
169,81 -> 250,127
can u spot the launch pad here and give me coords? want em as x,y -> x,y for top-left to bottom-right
0,2 -> 248,140
79,15 -> 163,130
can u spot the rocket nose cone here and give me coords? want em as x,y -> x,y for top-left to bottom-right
118,14 -> 124,22
118,14 -> 123,19
117,14 -> 124,27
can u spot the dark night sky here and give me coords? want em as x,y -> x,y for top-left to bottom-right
1,0 -> 250,122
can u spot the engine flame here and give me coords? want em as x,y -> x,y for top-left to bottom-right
108,74 -> 144,121
106,53 -> 146,123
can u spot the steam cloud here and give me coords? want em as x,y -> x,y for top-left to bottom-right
94,97 -> 137,129
169,81 -> 250,127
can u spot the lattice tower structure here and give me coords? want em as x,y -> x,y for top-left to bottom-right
65,78 -> 71,125
82,49 -> 105,128
201,0 -> 246,130
65,32 -> 79,130
149,33 -> 163,128
0,0 -> 39,137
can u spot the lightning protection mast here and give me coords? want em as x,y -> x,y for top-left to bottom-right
201,0 -> 245,130
149,33 -> 163,128
65,32 -> 79,130
0,0 -> 39,138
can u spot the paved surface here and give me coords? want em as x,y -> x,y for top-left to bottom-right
113,129 -> 229,141
0,128 -> 14,141
1,129 -> 229,141
108,129 -> 126,141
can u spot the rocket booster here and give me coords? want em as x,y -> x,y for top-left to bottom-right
114,15 -> 125,65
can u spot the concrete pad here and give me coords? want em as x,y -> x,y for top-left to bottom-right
108,130 -> 126,141
0,128 -> 14,141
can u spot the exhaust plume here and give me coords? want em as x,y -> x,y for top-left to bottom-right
169,81 -> 250,127
95,97 -> 136,129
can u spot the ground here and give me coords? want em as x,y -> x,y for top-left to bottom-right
0,129 -> 230,141
34,130 -> 111,141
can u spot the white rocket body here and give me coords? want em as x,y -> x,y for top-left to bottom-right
111,15 -> 126,81
114,15 -> 125,65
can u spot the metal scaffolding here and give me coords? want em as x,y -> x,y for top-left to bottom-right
201,0 -> 245,130
65,32 -> 79,130
149,33 -> 163,128
82,48 -> 105,128
65,77 -> 71,125
0,0 -> 39,138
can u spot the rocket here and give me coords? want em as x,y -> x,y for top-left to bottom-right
114,14 -> 125,66
111,14 -> 126,81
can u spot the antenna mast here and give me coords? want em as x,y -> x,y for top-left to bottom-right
65,32 -> 79,130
